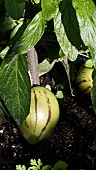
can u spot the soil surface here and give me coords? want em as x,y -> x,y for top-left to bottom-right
0,74 -> 96,170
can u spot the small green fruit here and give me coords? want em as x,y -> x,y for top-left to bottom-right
76,65 -> 93,95
19,86 -> 60,144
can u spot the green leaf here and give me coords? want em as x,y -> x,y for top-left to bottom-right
9,21 -> 28,46
0,14 -> 16,33
10,20 -> 23,39
34,0 -> 40,4
55,90 -> 64,99
0,54 -> 31,125
54,8 -> 78,61
72,0 -> 96,62
41,0 -> 61,21
4,0 -> 25,20
16,165 -> 26,170
29,159 -> 42,169
0,46 -> 9,59
12,11 -> 46,54
39,59 -> 56,76
52,160 -> 68,170
59,0 -> 85,51
42,165 -> 51,170
91,69 -> 96,114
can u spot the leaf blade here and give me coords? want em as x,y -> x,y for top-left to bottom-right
12,11 -> 46,54
0,15 -> 16,32
38,59 -> 56,76
0,54 -> 31,125
54,8 -> 78,61
41,0 -> 61,21
4,0 -> 25,20
73,0 -> 96,61
59,0 -> 85,51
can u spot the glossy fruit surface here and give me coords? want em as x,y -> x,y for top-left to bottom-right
19,86 -> 60,144
76,65 -> 93,95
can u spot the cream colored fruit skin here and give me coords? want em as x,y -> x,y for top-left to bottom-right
19,86 -> 60,144
76,66 -> 93,95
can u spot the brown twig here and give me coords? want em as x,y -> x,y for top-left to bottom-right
63,56 -> 74,96
27,47 -> 40,86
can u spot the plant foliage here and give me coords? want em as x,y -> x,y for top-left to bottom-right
16,158 -> 68,170
0,54 -> 31,125
0,0 -> 96,124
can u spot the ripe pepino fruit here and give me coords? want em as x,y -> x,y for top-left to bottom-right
76,63 -> 94,95
19,86 -> 60,144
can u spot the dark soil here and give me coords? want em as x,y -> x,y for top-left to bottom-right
0,74 -> 96,170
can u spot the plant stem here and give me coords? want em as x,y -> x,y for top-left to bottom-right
27,47 -> 40,86
63,56 -> 74,96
